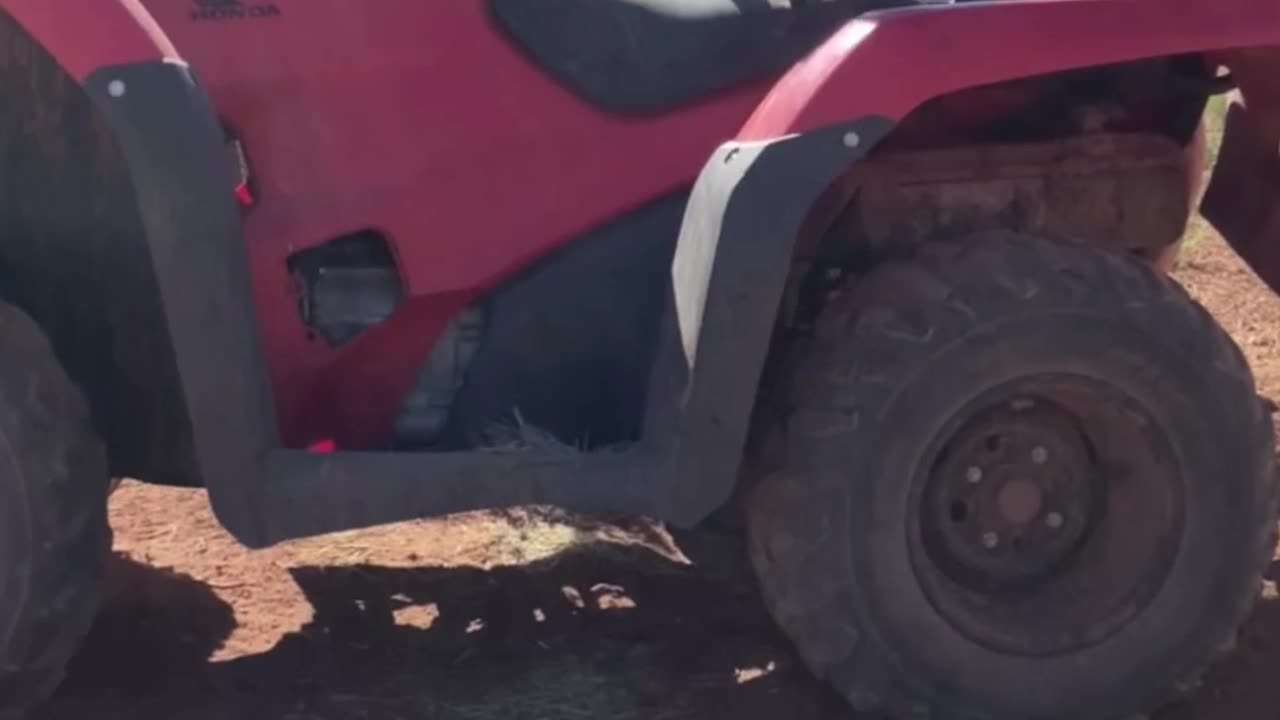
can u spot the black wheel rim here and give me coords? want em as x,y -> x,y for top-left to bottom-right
909,374 -> 1186,657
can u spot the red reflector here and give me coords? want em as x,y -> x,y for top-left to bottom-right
226,133 -> 254,208
234,182 -> 254,208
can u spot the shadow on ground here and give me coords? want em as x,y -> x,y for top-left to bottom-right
36,530 -> 851,720
33,510 -> 1280,720
36,553 -> 240,720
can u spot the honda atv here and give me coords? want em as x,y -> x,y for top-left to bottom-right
0,1 -> 1279,718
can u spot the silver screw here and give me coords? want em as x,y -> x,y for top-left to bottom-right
965,466 -> 983,484
842,131 -> 861,149
1031,446 -> 1048,464
1046,512 -> 1065,530
107,79 -> 127,98
982,532 -> 999,549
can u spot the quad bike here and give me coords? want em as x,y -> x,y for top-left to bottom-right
1,0 -> 1280,717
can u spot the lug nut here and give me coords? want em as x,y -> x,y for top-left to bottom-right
982,532 -> 999,549
966,466 -> 983,484
1031,446 -> 1048,464
1046,512 -> 1064,529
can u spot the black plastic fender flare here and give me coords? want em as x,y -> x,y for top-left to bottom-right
83,61 -> 277,544
646,117 -> 894,524
78,57 -> 897,545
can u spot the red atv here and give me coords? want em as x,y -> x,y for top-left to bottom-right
1,0 -> 1279,717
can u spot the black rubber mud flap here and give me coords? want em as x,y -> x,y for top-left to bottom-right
648,117 -> 894,525
83,61 -> 277,546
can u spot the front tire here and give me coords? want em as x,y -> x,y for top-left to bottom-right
748,234 -> 1277,719
0,303 -> 109,712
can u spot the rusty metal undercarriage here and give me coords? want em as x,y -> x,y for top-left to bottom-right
846,130 -> 1201,268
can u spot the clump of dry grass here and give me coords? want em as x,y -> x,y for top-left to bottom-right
481,409 -> 585,457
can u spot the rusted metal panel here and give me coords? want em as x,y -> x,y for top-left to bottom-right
851,132 -> 1196,257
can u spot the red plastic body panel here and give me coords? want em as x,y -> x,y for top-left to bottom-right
27,0 -> 1280,451
2,0 -> 176,78
743,0 -> 1280,141
133,1 -> 772,448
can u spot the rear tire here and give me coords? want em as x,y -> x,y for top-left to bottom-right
0,303 -> 109,712
747,234 -> 1277,719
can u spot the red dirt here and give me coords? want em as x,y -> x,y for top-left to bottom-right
29,234 -> 1280,720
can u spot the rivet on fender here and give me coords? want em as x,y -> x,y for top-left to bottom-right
107,80 -> 127,98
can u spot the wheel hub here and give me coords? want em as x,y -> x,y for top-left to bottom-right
911,377 -> 1185,658
996,479 -> 1042,525
925,401 -> 1096,590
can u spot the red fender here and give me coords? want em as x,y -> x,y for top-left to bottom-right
741,0 -> 1280,141
1,0 -> 177,80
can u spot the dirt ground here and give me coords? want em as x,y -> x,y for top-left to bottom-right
28,232 -> 1280,720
